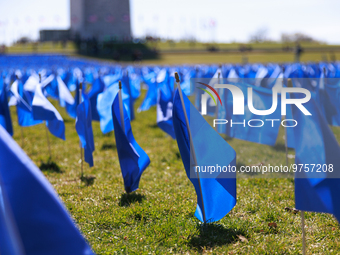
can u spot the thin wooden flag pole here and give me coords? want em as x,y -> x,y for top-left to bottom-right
39,73 -> 52,159
175,72 -> 207,224
283,77 -> 293,167
118,81 -> 126,134
215,71 -> 221,132
301,211 -> 306,255
20,127 -> 24,148
79,82 -> 84,178
285,76 -> 306,255
45,125 -> 52,158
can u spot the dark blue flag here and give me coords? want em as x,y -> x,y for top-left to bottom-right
0,125 -> 94,255
0,85 -> 13,135
87,76 -> 105,121
112,92 -> 150,193
76,95 -> 95,167
66,79 -> 80,119
173,89 -> 236,223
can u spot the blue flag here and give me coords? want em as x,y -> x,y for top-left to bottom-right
0,85 -> 13,135
57,76 -> 75,108
32,85 -> 65,140
0,175 -> 25,255
224,83 -> 281,146
138,70 -> 157,112
0,125 -> 94,255
66,79 -> 80,119
122,72 -> 135,120
293,96 -> 340,222
76,95 -> 95,167
97,82 -> 130,134
10,80 -> 42,127
112,92 -> 150,193
172,89 -> 236,223
87,76 -> 105,121
156,85 -> 176,139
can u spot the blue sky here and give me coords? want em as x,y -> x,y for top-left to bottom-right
0,0 -> 339,45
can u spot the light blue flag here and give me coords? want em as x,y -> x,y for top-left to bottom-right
57,76 -> 75,108
0,125 -> 94,255
139,70 -> 157,112
173,89 -> 236,223
0,85 -> 13,135
10,80 -> 42,127
112,92 -> 150,193
293,95 -> 340,222
122,72 -> 136,120
224,83 -> 281,146
156,89 -> 175,139
156,81 -> 175,139
32,85 -> 65,140
97,82 -> 130,134
76,95 -> 95,167
325,81 -> 340,126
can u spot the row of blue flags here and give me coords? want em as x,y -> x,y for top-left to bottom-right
1,55 -> 340,248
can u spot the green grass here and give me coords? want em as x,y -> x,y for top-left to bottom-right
6,41 -> 340,65
6,41 -> 77,54
10,89 -> 340,254
146,40 -> 340,51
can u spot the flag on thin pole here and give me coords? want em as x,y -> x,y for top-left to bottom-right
293,94 -> 340,221
111,81 -> 150,193
57,76 -> 75,107
0,125 -> 94,255
76,93 -> 95,169
172,73 -> 236,223
156,83 -> 176,139
0,84 -> 13,135
10,80 -> 42,127
32,83 -> 65,140
97,82 -> 130,134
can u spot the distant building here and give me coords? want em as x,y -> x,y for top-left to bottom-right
40,30 -> 70,42
70,0 -> 131,41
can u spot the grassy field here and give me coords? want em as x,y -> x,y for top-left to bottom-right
8,41 -> 339,54
5,41 -> 340,65
10,89 -> 340,254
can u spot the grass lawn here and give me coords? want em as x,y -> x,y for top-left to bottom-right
5,41 -> 340,65
10,89 -> 340,254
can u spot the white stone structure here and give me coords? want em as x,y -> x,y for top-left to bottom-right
70,0 -> 131,41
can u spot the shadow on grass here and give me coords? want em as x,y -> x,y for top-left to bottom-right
40,159 -> 62,173
101,142 -> 116,151
272,143 -> 287,152
80,175 -> 96,186
119,192 -> 145,207
148,123 -> 159,129
188,223 -> 247,251
63,118 -> 74,123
